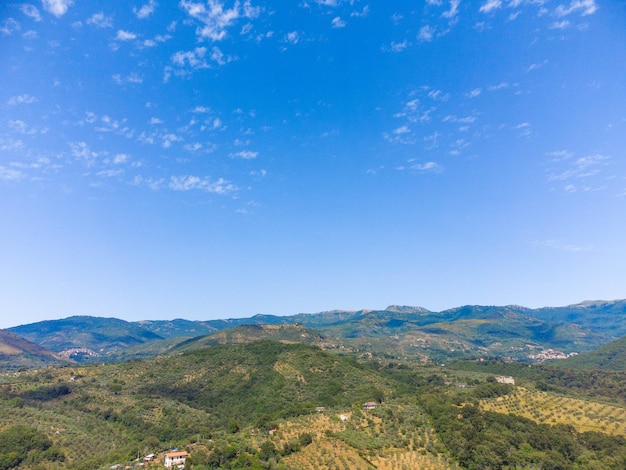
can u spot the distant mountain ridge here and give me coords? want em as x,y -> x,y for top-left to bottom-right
6,300 -> 626,367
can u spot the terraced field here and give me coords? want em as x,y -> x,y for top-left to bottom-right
480,387 -> 626,436
269,404 -> 457,470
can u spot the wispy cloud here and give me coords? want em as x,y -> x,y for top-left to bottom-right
443,0 -> 461,19
386,40 -> 409,53
0,166 -> 25,181
70,141 -> 100,165
548,152 -> 610,183
41,0 -> 73,17
134,0 -> 157,19
169,175 -> 236,194
554,0 -> 598,17
172,47 -> 210,68
112,73 -> 143,85
538,239 -> 590,253
418,25 -> 434,42
7,94 -> 37,105
230,150 -> 258,159
331,17 -> 346,28
550,20 -> 570,29
180,0 -> 261,41
411,161 -> 444,173
87,12 -> 113,28
20,4 -> 42,22
1,18 -> 21,36
479,0 -> 502,14
115,30 -> 138,41
285,31 -> 299,44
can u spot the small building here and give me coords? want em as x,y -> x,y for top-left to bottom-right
496,376 -> 515,385
363,402 -> 378,411
340,414 -> 349,422
164,451 -> 188,468
316,406 -> 326,413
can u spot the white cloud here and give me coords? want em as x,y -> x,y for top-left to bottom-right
427,89 -> 450,101
134,0 -> 157,19
1,18 -> 21,36
351,6 -> 369,17
443,0 -> 460,19
115,30 -> 137,41
8,119 -> 47,135
466,88 -> 482,98
113,153 -> 129,164
418,25 -> 434,42
87,12 -> 113,28
180,0 -> 261,41
150,117 -> 163,124
548,153 -> 610,182
0,166 -> 24,181
230,150 -> 258,159
112,73 -> 143,85
172,47 -> 211,69
555,0 -> 597,17
479,0 -> 502,13
192,106 -> 212,113
7,94 -> 37,105
488,82 -> 510,90
388,40 -> 408,53
20,4 -> 42,21
184,143 -> 203,151
411,161 -> 444,173
286,31 -> 299,44
550,20 -> 570,29
331,17 -> 346,28
70,141 -> 99,164
161,133 -> 181,148
132,175 -> 164,190
169,175 -> 236,194
42,0 -> 74,17
210,46 -> 233,65
0,137 -> 24,152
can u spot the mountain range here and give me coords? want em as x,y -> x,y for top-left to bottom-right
3,299 -> 626,369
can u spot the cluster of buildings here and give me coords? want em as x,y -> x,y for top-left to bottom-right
527,349 -> 578,361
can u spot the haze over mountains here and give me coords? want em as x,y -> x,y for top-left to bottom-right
3,300 -> 625,371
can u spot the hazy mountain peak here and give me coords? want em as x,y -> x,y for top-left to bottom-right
385,305 -> 430,314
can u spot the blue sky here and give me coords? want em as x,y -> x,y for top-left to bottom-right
1,0 -> 625,328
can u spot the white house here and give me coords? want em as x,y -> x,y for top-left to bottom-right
164,451 -> 188,468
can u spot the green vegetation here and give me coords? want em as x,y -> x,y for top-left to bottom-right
554,335 -> 626,371
2,336 -> 626,469
0,425 -> 64,469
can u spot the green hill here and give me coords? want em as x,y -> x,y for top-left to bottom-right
530,300 -> 626,338
8,316 -> 164,360
169,324 -> 328,353
552,335 -> 626,371
0,329 -> 68,370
